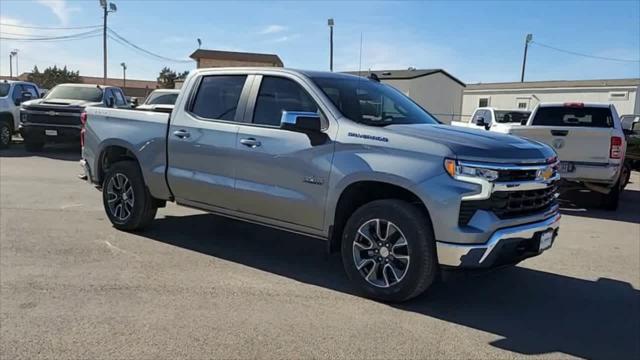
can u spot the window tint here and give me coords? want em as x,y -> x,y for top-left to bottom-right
253,76 -> 318,126
22,84 -> 39,98
191,75 -> 246,121
0,83 -> 10,97
531,107 -> 613,128
494,111 -> 530,124
472,109 -> 488,124
11,85 -> 23,101
46,85 -> 103,102
145,92 -> 178,105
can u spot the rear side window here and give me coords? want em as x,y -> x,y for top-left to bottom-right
113,89 -> 126,106
191,75 -> 247,121
531,107 -> 613,128
253,76 -> 318,126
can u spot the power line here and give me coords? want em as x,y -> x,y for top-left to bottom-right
0,22 -> 101,30
531,41 -> 640,63
0,29 -> 102,41
107,27 -> 192,63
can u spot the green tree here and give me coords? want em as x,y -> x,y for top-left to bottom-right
157,67 -> 189,89
27,65 -> 81,89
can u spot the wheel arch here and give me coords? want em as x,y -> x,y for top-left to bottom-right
96,142 -> 141,185
327,178 -> 433,254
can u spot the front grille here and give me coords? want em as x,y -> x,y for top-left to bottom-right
459,183 -> 558,226
24,112 -> 81,126
496,169 -> 538,182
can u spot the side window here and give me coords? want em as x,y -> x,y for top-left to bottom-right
485,110 -> 493,122
471,109 -> 484,124
253,76 -> 319,126
11,85 -> 23,102
104,89 -> 114,104
113,89 -> 126,106
22,84 -> 39,98
190,75 -> 247,121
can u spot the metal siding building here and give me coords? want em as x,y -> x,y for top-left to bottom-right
345,69 -> 466,124
462,78 -> 640,121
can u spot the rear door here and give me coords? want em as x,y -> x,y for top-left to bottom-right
510,105 -> 615,163
167,74 -> 252,210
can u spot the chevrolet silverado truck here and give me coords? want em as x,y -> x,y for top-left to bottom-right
0,80 -> 41,149
81,68 -> 561,302
20,83 -> 130,151
499,102 -> 627,210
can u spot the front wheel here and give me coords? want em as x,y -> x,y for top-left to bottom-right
0,121 -> 12,149
341,199 -> 437,302
102,160 -> 157,231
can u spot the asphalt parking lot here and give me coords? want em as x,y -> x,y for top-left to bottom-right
1,143 -> 639,359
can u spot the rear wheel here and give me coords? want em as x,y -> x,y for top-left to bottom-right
600,182 -> 620,211
621,162 -> 631,190
0,121 -> 11,149
341,199 -> 437,302
102,160 -> 157,231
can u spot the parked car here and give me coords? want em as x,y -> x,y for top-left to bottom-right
81,68 -> 560,302
621,115 -> 640,188
503,102 -> 626,209
135,89 -> 179,112
452,107 -> 531,132
0,80 -> 41,149
20,83 -> 130,151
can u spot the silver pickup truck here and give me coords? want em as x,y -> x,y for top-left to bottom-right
81,68 -> 561,302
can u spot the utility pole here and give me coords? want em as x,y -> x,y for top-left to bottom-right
13,49 -> 19,76
120,62 -> 127,89
9,53 -> 13,78
328,18 -> 334,72
520,33 -> 533,82
100,0 -> 117,85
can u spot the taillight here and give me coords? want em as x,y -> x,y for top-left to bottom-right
80,112 -> 87,147
610,136 -> 622,159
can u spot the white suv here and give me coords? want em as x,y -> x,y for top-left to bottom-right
0,80 -> 41,148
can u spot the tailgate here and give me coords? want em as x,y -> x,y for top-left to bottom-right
509,126 -> 613,162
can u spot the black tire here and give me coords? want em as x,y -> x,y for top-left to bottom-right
24,138 -> 44,152
621,163 -> 631,190
0,121 -> 11,149
102,160 -> 157,231
341,199 -> 437,302
600,183 -> 620,211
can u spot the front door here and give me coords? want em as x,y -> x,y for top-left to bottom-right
167,74 -> 251,210
234,75 -> 333,230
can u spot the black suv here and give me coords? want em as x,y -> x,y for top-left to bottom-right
20,83 -> 130,151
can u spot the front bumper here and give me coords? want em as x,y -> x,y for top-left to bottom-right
436,212 -> 560,268
20,123 -> 81,143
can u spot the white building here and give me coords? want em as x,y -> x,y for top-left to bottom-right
462,78 -> 640,121
346,69 -> 466,123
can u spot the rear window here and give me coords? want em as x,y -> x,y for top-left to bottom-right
494,110 -> 530,124
45,85 -> 103,102
0,83 -> 10,97
145,92 -> 179,105
531,106 -> 613,128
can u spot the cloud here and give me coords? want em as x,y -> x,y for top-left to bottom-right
259,25 -> 287,35
37,0 -> 79,25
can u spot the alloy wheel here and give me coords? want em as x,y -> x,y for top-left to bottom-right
106,173 -> 135,222
352,219 -> 410,288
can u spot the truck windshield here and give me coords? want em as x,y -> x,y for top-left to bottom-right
311,76 -> 439,126
144,92 -> 178,105
0,83 -> 10,97
494,110 -> 530,124
45,85 -> 103,102
531,106 -> 613,128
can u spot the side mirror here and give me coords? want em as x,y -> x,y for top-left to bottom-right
106,97 -> 115,108
475,117 -> 486,127
280,111 -> 322,133
20,91 -> 33,103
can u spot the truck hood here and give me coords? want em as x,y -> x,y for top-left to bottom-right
387,124 -> 556,163
25,98 -> 102,108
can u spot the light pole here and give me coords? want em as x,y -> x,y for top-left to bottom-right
10,50 -> 18,78
328,18 -> 334,72
120,62 -> 127,89
100,0 -> 117,85
520,33 -> 532,82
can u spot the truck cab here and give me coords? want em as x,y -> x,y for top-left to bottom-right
0,80 -> 41,148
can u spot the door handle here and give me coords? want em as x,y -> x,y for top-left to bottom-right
240,138 -> 261,148
551,130 -> 569,137
173,129 -> 190,139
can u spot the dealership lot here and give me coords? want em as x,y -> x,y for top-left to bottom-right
1,144 -> 639,359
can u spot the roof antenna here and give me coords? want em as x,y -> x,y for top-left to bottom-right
358,32 -> 363,78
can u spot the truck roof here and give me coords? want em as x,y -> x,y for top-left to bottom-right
190,67 -> 365,81
54,83 -> 121,89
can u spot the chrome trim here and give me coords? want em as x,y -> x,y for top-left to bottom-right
493,173 -> 560,191
21,122 -> 81,129
437,212 -> 561,267
458,160 -> 557,171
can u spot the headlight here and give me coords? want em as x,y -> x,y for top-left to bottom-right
20,112 -> 28,123
444,159 -> 499,182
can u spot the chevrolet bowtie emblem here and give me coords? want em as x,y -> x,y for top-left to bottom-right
538,166 -> 554,181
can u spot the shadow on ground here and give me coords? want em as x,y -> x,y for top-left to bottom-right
141,213 -> 640,359
559,186 -> 640,224
0,141 -> 80,162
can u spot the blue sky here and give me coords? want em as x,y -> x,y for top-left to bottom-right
1,0 -> 639,83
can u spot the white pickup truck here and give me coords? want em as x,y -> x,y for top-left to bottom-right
452,107 -> 531,133
500,102 -> 627,209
